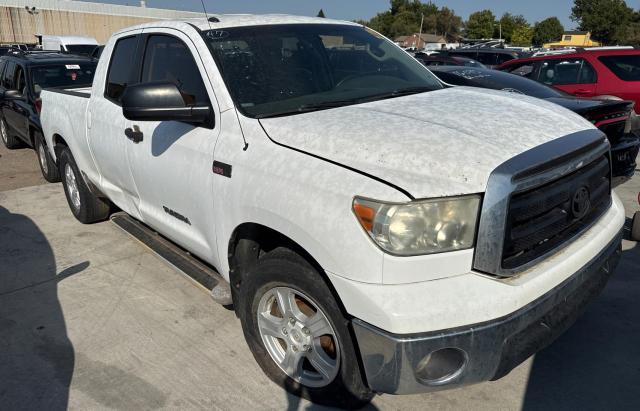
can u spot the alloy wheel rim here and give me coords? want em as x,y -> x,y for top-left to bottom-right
64,163 -> 81,211
257,286 -> 340,388
0,119 -> 7,144
38,142 -> 48,174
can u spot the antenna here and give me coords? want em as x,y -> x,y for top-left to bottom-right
200,0 -> 213,30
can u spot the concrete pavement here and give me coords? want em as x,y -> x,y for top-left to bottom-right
0,180 -> 639,410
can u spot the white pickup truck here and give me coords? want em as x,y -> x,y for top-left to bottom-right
39,15 -> 625,408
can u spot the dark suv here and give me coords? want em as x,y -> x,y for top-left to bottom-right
0,51 -> 97,182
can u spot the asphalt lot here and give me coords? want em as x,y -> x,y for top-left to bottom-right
0,145 -> 639,410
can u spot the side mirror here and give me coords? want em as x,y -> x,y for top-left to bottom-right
121,82 -> 212,126
2,89 -> 24,100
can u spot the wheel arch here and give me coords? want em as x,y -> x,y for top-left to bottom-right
227,222 -> 347,315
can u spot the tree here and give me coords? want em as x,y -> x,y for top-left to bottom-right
497,13 -> 529,42
437,7 -> 463,38
317,9 -> 325,18
361,0 -> 464,40
571,0 -> 634,44
531,17 -> 565,46
465,10 -> 496,39
511,25 -> 534,46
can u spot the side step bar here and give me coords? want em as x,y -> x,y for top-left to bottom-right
110,213 -> 233,306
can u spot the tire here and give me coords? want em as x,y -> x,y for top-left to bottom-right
0,115 -> 22,149
35,133 -> 61,183
58,146 -> 110,224
632,212 -> 640,242
238,248 -> 373,409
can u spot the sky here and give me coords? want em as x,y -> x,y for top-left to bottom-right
85,0 -> 580,29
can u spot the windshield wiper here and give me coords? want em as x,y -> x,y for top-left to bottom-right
255,99 -> 362,119
255,86 -> 435,119
358,86 -> 435,103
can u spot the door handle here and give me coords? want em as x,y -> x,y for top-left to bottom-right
574,89 -> 592,95
125,126 -> 143,143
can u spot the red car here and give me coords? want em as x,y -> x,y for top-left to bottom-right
497,48 -> 640,113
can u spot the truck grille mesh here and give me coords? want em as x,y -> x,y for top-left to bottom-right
502,155 -> 611,269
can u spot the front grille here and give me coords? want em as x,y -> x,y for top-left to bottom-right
502,155 -> 611,269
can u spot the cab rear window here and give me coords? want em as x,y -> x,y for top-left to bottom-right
30,63 -> 97,95
598,54 -> 640,81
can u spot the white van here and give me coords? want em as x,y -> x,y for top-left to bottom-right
41,35 -> 98,55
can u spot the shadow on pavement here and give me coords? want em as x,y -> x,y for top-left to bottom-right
522,240 -> 640,411
0,205 -> 87,410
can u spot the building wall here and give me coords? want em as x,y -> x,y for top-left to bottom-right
0,1 -> 202,44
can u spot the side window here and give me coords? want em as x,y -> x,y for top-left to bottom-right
537,58 -> 597,85
506,62 -> 537,79
141,35 -> 208,105
3,61 -> 15,89
105,36 -> 138,102
0,60 -> 6,81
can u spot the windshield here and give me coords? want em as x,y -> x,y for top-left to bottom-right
204,24 -> 443,118
30,63 -> 97,95
65,44 -> 98,55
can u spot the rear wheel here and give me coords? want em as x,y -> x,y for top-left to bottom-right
35,134 -> 60,182
238,248 -> 373,409
0,116 -> 22,149
59,146 -> 110,223
632,212 -> 640,242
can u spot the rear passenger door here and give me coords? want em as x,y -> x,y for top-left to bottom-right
125,29 -> 221,260
88,31 -> 143,217
536,58 -> 598,97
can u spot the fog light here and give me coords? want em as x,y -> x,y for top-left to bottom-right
415,348 -> 467,385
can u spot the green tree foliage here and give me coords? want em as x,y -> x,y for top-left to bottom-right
497,13 -> 530,42
465,10 -> 496,39
317,9 -> 326,18
531,17 -> 565,46
571,0 -> 635,44
363,0 -> 463,39
511,25 -> 534,46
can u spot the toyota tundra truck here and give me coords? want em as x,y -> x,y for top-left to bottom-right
39,15 -> 625,408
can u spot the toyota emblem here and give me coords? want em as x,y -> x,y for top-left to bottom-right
572,186 -> 591,219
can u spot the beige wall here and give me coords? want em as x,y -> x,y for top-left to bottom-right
0,6 -> 157,44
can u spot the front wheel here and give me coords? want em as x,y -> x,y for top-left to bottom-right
238,248 -> 373,409
59,146 -> 110,224
0,116 -> 22,149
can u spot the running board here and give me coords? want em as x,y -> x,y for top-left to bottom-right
110,213 -> 233,306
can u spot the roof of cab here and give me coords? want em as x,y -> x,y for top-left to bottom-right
115,14 -> 360,35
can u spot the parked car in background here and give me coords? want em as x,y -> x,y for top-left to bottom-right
431,66 -> 639,182
497,48 -> 640,113
414,53 -> 486,68
448,48 -> 524,68
41,35 -> 99,55
39,15 -> 625,408
0,51 -> 97,182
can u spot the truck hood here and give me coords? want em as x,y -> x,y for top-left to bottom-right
259,87 -> 593,199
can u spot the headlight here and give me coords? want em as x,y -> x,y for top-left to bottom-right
353,195 -> 481,256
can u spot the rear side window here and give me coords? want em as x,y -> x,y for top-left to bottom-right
537,58 -> 597,85
599,54 -> 640,81
105,36 -> 138,102
140,35 -> 208,105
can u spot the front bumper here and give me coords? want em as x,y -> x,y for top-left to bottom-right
352,230 -> 622,395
